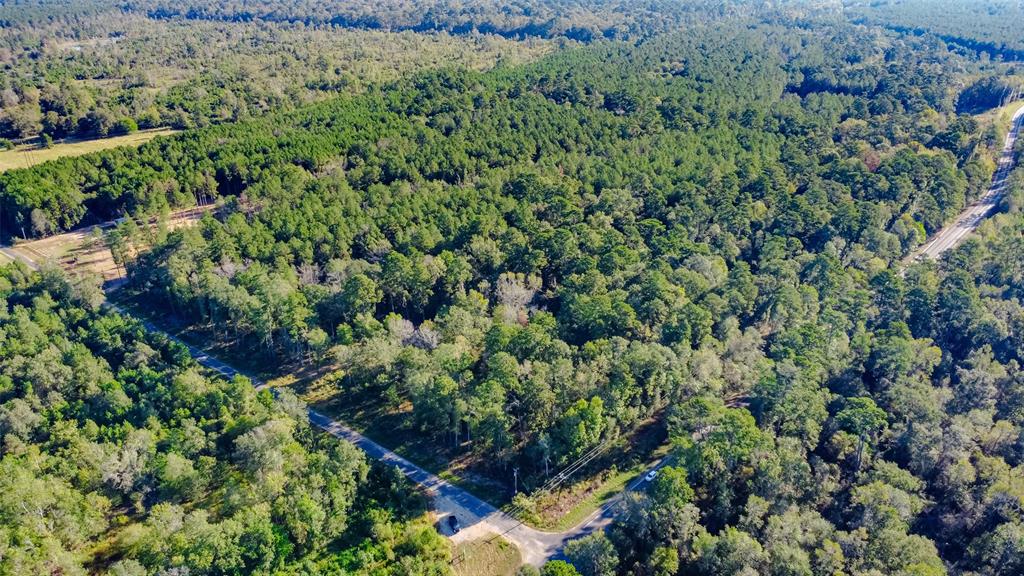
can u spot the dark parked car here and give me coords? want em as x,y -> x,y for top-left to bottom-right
448,515 -> 460,533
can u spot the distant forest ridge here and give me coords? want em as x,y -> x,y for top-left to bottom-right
124,0 -> 761,40
850,20 -> 1024,62
846,0 -> 1024,60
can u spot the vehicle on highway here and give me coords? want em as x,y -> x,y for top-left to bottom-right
448,515 -> 461,534
645,470 -> 658,482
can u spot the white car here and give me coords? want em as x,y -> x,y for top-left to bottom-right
644,469 -> 658,482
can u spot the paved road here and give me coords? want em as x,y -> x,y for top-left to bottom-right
0,245 -> 39,269
105,299 -> 666,566
909,105 -> 1024,262
10,103 -> 1019,568
0,245 -> 663,566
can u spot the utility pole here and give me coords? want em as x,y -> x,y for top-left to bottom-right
513,467 -> 519,495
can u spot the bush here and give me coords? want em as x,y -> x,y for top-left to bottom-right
113,117 -> 139,135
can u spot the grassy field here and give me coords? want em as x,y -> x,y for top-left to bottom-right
1001,99 -> 1024,129
993,99 -> 1024,130
4,206 -> 210,283
452,535 -> 522,576
0,128 -> 177,172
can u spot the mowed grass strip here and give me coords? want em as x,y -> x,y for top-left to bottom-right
452,534 -> 522,576
0,128 -> 178,172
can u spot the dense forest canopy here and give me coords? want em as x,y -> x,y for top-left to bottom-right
3,1 -> 1024,576
124,0 -> 758,41
846,0 -> 1024,60
1,18 -> 1001,238
0,266 -> 451,574
0,1 -> 548,142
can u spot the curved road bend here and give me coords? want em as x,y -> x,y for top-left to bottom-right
6,97 -> 1022,573
27,125 -> 1011,557
109,300 -> 664,566
910,104 -> 1024,262
0,241 -> 657,566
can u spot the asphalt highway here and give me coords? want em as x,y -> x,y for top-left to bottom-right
910,105 -> 1024,261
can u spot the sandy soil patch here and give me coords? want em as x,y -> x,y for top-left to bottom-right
5,206 -> 211,281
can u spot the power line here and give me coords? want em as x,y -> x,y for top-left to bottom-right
451,436 -> 617,566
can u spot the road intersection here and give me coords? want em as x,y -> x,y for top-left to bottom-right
20,101 -> 1020,563
0,245 -> 662,566
109,299 -> 667,566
